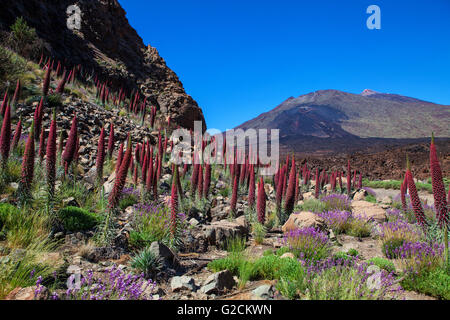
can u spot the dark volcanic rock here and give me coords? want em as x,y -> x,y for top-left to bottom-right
0,0 -> 206,131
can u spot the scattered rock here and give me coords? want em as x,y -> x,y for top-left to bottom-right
149,241 -> 179,269
282,212 -> 325,233
252,285 -> 275,300
205,220 -> 248,247
351,200 -> 387,223
353,189 -> 367,201
280,252 -> 295,259
171,276 -> 197,292
200,270 -> 236,295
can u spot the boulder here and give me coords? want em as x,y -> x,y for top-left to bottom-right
281,212 -> 325,233
252,285 -> 275,300
149,241 -> 179,269
200,270 -> 236,294
353,189 -> 367,201
351,200 -> 387,223
204,220 -> 248,247
171,276 -> 197,292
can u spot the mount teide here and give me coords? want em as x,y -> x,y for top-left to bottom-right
234,89 -> 450,156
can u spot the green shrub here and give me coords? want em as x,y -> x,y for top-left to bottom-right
58,206 -> 100,232
401,268 -> 450,300
332,251 -> 354,262
251,222 -> 266,244
347,216 -> 372,238
47,94 -> 62,108
300,199 -> 326,213
347,248 -> 360,257
0,46 -> 27,93
7,17 -> 42,58
0,203 -> 19,230
365,194 -> 377,203
129,231 -> 158,250
130,247 -> 162,278
119,194 -> 138,210
367,257 -> 396,273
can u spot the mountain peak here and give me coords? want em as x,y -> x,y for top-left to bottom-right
361,89 -> 379,96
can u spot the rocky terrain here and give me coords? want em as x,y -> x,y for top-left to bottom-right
0,1 -> 449,303
0,0 -> 206,131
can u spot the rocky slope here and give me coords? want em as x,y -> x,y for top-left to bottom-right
0,0 -> 205,131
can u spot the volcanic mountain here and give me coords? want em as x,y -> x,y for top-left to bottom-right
235,89 -> 450,155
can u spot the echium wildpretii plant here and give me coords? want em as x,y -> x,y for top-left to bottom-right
17,121 -> 35,204
46,109 -> 57,203
429,133 -> 448,267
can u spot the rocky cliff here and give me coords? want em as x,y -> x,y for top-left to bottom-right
0,0 -> 206,131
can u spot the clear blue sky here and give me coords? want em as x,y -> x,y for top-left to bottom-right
119,0 -> 450,131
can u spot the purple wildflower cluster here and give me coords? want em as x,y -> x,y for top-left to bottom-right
301,257 -> 402,300
386,209 -> 406,222
121,186 -> 140,198
317,210 -> 352,234
393,241 -> 445,274
283,227 -> 330,261
320,194 -> 352,211
40,266 -> 158,300
377,220 -> 423,244
132,202 -> 187,241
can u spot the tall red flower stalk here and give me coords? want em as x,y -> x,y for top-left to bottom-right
0,104 -> 11,169
170,166 -> 179,237
248,165 -> 255,209
116,143 -> 124,175
38,126 -> 46,161
284,157 -> 296,216
257,177 -> 266,224
406,157 -> 428,227
230,175 -> 238,217
11,116 -> 22,152
34,98 -> 43,140
0,91 -> 7,117
96,127 -> 106,183
46,110 -> 57,200
430,133 -> 448,227
294,172 -> 300,202
109,135 -> 132,209
56,70 -> 68,94
347,160 -> 351,195
18,121 -> 35,201
338,171 -> 343,192
11,79 -> 20,106
42,65 -> 51,96
107,122 -> 114,159
62,115 -> 78,168
203,163 -> 211,199
315,168 -> 320,199
197,165 -> 203,199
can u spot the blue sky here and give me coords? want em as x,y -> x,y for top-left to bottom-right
119,0 -> 450,131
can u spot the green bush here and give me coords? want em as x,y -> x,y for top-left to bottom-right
129,230 -> 158,250
251,222 -> 267,244
7,17 -> 43,59
131,247 -> 162,278
58,206 -> 100,232
401,268 -> 450,300
332,251 -> 354,262
300,199 -> 327,213
119,194 -> 138,210
0,46 -> 27,93
368,257 -> 396,273
0,203 -> 19,230
46,94 -> 62,108
365,194 -> 377,203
